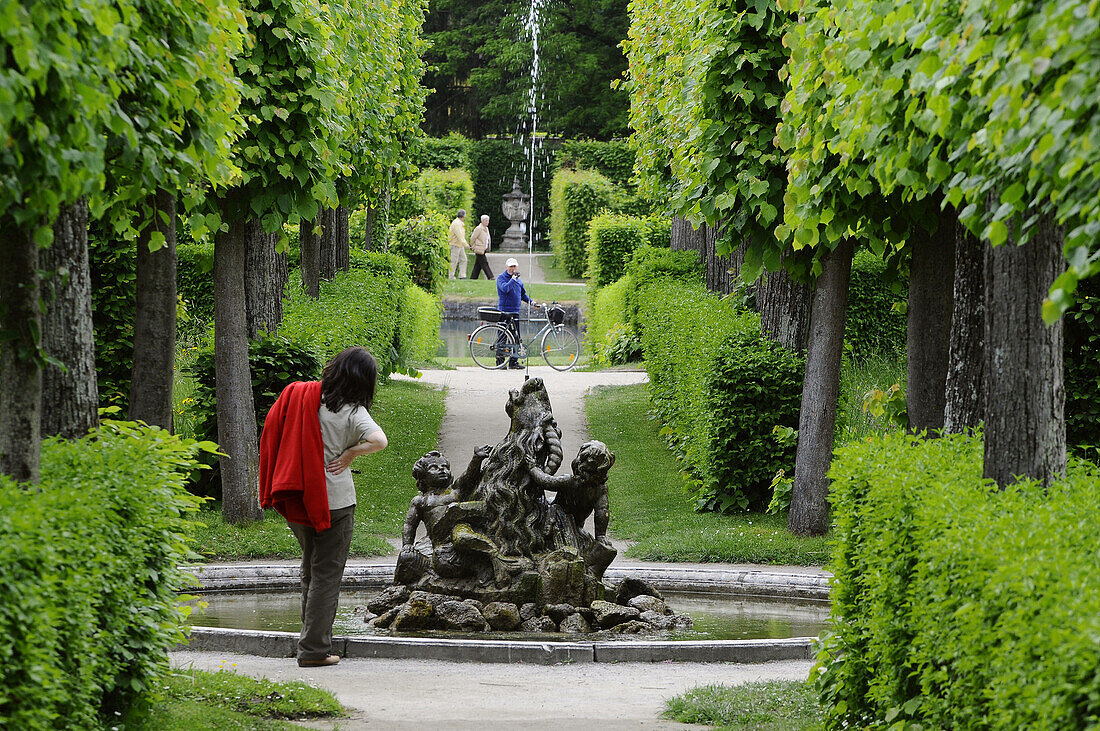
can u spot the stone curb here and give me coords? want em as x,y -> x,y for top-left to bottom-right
185,563 -> 830,601
182,627 -> 814,665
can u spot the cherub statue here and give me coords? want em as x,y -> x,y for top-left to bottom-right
528,440 -> 615,540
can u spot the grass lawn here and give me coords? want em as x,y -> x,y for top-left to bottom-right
188,378 -> 445,561
443,276 -> 585,304
536,254 -> 585,284
138,668 -> 343,730
836,352 -> 907,444
664,680 -> 822,730
586,383 -> 831,565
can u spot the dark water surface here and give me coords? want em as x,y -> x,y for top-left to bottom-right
188,589 -> 829,641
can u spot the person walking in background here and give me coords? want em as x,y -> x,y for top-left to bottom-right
495,258 -> 538,369
448,209 -> 469,279
259,346 -> 388,668
469,214 -> 494,280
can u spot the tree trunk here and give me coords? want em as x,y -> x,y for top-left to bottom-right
703,221 -> 737,295
0,222 -> 43,483
907,209 -> 956,434
983,212 -> 1066,486
944,218 -> 985,434
301,217 -> 321,299
215,215 -> 262,524
335,205 -> 350,272
319,206 -> 339,281
759,258 -> 812,356
671,215 -> 705,258
129,190 -> 177,431
41,198 -> 100,440
245,219 -> 281,338
789,239 -> 854,536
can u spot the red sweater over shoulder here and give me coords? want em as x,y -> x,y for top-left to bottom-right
259,381 -> 330,531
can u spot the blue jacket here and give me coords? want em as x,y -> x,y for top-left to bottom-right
496,271 -> 531,313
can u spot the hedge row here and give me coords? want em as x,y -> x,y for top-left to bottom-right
469,138 -> 557,249
391,168 -> 475,224
821,433 -> 1100,729
550,169 -> 619,278
0,424 -> 205,728
387,212 -> 450,294
845,250 -> 907,360
634,267 -> 803,512
586,212 -> 671,287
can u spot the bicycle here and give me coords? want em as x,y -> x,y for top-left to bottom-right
468,302 -> 581,371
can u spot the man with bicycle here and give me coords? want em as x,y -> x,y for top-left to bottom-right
495,258 -> 538,369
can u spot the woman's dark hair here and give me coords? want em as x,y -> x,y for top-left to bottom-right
320,346 -> 378,413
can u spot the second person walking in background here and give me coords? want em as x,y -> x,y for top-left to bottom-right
469,214 -> 494,280
448,209 -> 469,279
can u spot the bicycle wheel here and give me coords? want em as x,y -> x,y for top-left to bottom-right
469,324 -> 514,370
540,324 -> 581,371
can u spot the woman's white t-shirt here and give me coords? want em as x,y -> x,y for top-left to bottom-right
317,402 -> 381,510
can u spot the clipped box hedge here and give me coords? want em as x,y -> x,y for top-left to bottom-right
0,424 -> 205,728
636,278 -> 804,511
586,213 -> 670,288
821,433 -> 1100,729
845,250 -> 907,359
549,168 -> 618,278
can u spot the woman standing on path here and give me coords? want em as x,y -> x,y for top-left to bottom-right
260,347 -> 388,668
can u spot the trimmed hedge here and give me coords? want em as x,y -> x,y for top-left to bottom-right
586,213 -> 670,287
624,244 -> 702,332
0,423 -> 206,728
845,250 -> 907,360
418,168 -> 474,218
636,279 -> 804,512
550,168 -> 618,278
555,140 -> 636,187
387,213 -> 450,294
821,433 -> 1100,729
586,275 -> 632,364
398,282 -> 443,363
410,133 -> 470,171
177,241 -> 215,325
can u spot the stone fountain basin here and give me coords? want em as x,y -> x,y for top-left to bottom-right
181,563 -> 830,664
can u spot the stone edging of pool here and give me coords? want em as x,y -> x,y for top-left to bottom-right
182,563 -> 830,665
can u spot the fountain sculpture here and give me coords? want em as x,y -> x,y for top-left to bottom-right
364,378 -> 693,634
499,178 -> 531,252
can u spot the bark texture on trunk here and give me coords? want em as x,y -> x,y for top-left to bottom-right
244,219 -> 282,339
215,216 -> 262,524
944,219 -> 985,434
759,261 -> 811,356
907,210 -> 956,434
319,206 -> 339,281
301,217 -> 321,299
0,223 -> 42,482
983,213 -> 1066,486
41,198 -> 99,440
335,205 -> 350,272
670,216 -> 738,295
789,239 -> 854,536
129,191 -> 177,431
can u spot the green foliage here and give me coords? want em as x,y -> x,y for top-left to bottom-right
468,138 -> 556,247
550,169 -> 618,278
1065,276 -> 1100,452
0,423 -> 208,728
622,0 -> 794,270
636,279 -> 804,512
586,213 -> 647,287
664,681 -> 822,730
421,0 -> 630,139
822,434 -> 1100,728
845,250 -> 907,360
350,248 -> 413,281
388,213 -> 450,294
586,276 -> 632,364
410,133 -> 471,170
88,228 -> 136,410
835,353 -> 908,446
187,333 -> 323,496
177,242 -> 216,325
623,245 -> 703,331
398,283 -> 443,362
555,141 -> 636,188
417,169 -> 475,217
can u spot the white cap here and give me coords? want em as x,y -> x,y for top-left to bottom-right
505,258 -> 519,268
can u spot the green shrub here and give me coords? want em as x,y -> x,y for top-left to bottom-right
186,333 -> 322,497
0,423 -> 207,728
1065,276 -> 1100,452
586,213 -> 650,287
387,213 -> 450,294
637,279 -> 803,512
176,241 -> 215,325
418,168 -> 474,217
555,140 -> 636,187
586,275 -> 632,363
88,228 -> 136,410
389,175 -> 427,222
280,265 -> 405,368
624,244 -> 702,331
469,138 -> 556,249
550,168 -> 618,278
411,133 -> 471,170
398,283 -> 443,362
350,248 -> 412,281
821,433 -> 1100,729
845,250 -> 907,360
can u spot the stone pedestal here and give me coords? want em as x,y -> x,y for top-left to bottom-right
500,178 -> 530,252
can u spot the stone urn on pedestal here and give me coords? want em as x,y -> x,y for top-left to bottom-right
499,178 -> 530,253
